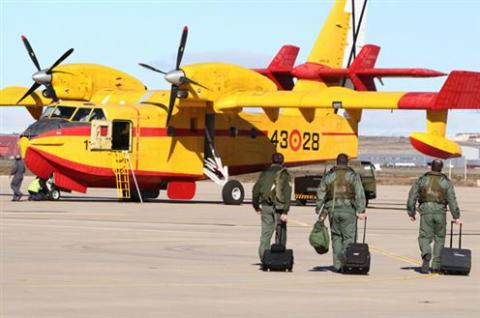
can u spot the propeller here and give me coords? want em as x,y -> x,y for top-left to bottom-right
17,35 -> 74,104
139,26 -> 207,127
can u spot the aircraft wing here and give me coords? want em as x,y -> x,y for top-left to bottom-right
215,71 -> 480,112
0,86 -> 52,119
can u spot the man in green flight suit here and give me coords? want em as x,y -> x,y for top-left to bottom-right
407,159 -> 463,274
315,153 -> 366,272
252,152 -> 292,260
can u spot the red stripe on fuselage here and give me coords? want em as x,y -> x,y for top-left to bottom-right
34,125 -> 354,139
33,126 -> 271,138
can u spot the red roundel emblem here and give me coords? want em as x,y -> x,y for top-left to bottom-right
289,129 -> 302,152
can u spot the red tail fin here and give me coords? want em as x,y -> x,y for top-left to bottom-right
349,45 -> 380,90
255,45 -> 299,90
350,45 -> 380,70
268,45 -> 300,72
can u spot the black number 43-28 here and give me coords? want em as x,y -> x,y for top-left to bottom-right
270,130 -> 320,151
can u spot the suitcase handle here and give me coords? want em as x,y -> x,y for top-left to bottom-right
275,220 -> 287,245
450,220 -> 463,249
355,217 -> 367,244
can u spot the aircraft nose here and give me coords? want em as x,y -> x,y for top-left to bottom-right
20,118 -> 69,139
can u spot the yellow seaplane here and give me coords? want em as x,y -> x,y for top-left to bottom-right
1,0 -> 479,203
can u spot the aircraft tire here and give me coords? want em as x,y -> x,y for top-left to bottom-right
50,188 -> 61,201
222,180 -> 244,205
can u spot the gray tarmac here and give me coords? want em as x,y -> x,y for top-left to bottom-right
0,176 -> 479,317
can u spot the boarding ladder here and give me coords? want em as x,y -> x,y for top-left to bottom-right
113,151 -> 131,199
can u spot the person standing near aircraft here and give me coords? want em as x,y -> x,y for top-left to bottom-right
315,153 -> 366,272
407,159 -> 463,274
252,153 -> 292,260
10,155 -> 25,201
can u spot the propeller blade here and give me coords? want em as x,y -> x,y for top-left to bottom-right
45,83 -> 59,101
166,85 -> 178,126
17,82 -> 41,104
183,77 -> 208,90
47,48 -> 74,73
21,35 -> 41,71
175,26 -> 188,70
138,63 -> 167,74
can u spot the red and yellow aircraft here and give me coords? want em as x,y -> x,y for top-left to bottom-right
1,0 -> 479,204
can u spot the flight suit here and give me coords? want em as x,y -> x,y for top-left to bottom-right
316,165 -> 366,270
10,158 -> 25,201
252,164 -> 292,260
407,171 -> 460,270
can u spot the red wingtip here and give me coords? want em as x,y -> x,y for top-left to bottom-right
183,26 -> 188,32
21,35 -> 27,40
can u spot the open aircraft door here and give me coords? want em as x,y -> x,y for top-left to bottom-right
90,120 -> 112,150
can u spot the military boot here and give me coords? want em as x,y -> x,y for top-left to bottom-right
421,254 -> 431,274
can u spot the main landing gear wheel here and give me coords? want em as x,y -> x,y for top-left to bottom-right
222,180 -> 244,205
50,188 -> 61,201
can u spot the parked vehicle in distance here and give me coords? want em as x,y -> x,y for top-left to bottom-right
294,161 -> 377,207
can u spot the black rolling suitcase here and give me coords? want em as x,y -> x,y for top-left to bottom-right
343,218 -> 371,274
440,221 -> 471,275
262,221 -> 294,272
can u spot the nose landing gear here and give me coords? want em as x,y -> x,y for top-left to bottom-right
222,180 -> 245,205
48,187 -> 61,201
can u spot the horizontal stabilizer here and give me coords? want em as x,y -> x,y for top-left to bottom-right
399,71 -> 480,110
356,68 -> 446,78
433,71 -> 480,109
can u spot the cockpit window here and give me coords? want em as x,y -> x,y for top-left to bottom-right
40,106 -> 56,119
72,108 -> 93,122
89,108 -> 106,121
50,106 -> 76,119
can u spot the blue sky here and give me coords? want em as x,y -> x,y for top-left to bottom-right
1,0 -> 479,135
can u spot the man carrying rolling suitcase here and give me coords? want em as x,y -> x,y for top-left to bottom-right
252,152 -> 292,261
407,159 -> 464,274
315,153 -> 367,273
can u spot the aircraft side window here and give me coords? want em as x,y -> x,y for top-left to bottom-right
50,106 -> 76,119
111,121 -> 131,151
72,108 -> 93,122
89,108 -> 107,121
41,106 -> 56,119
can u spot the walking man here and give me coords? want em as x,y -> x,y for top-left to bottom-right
315,153 -> 366,272
407,159 -> 463,273
252,153 -> 292,260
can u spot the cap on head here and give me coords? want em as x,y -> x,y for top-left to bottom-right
431,159 -> 444,172
15,154 -> 21,160
336,153 -> 349,166
272,152 -> 284,165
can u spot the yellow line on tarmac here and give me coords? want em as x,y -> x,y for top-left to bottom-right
370,245 -> 422,266
289,219 -> 310,227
